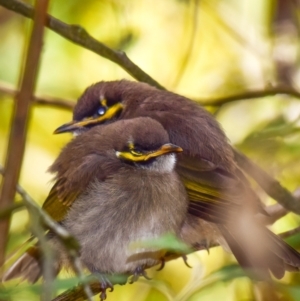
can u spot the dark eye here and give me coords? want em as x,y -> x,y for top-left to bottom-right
97,106 -> 107,116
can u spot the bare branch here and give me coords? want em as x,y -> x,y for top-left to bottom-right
52,281 -> 102,301
3,80 -> 300,112
279,226 -> 300,239
234,150 -> 300,215
262,203 -> 288,225
0,0 -> 165,91
172,0 -> 199,88
193,85 -> 300,107
0,0 -> 49,271
0,81 -> 74,111
16,188 -> 92,301
0,165 -> 93,301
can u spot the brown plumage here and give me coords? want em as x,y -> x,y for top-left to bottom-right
53,79 -> 300,279
3,117 -> 188,299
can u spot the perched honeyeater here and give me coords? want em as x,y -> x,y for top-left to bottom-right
3,117 -> 188,300
53,79 -> 300,279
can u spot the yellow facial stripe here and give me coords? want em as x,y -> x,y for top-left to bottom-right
74,103 -> 124,127
128,142 -> 135,150
53,102 -> 124,134
116,151 -> 148,162
116,144 -> 183,162
100,102 -> 123,121
100,98 -> 107,107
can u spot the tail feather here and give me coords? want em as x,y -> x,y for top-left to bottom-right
218,226 -> 280,279
268,231 -> 300,268
2,246 -> 42,283
219,224 -> 300,280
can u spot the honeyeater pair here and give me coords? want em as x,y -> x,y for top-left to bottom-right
3,80 -> 300,300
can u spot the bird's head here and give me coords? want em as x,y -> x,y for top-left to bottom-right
110,118 -> 183,172
54,80 -> 152,135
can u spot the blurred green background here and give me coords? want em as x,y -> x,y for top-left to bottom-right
1,0 -> 300,300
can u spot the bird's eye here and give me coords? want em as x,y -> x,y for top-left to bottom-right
130,149 -> 143,156
96,106 -> 107,116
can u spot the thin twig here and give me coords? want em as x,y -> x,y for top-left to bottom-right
0,0 -> 49,271
172,0 -> 199,88
204,1 -> 266,59
0,166 -> 28,268
262,203 -> 288,225
2,1 -> 300,109
0,0 -> 165,91
234,150 -> 300,214
0,165 -> 94,301
26,196 -> 55,301
7,4 -> 52,298
2,79 -> 300,113
0,81 -> 75,110
279,226 -> 300,239
17,185 -> 93,301
0,165 -> 80,259
0,202 -> 24,219
52,282 -> 102,301
193,84 -> 300,107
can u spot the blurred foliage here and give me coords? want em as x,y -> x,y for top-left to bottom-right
1,0 -> 300,300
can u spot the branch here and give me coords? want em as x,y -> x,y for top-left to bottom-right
1,2 -> 54,290
0,0 -> 165,91
0,165 -> 93,301
262,203 -> 288,225
1,1 -> 300,110
52,281 -> 103,301
0,202 -> 24,219
172,0 -> 199,88
279,226 -> 300,239
234,150 -> 300,214
0,81 -> 74,111
17,189 -> 92,301
193,85 -> 300,107
3,79 -> 300,114
0,0 -> 49,270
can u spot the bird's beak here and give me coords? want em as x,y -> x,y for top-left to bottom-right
53,103 -> 123,134
117,143 -> 183,162
144,143 -> 183,160
53,118 -> 94,134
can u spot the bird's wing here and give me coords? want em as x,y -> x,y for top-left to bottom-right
42,154 -> 119,222
176,156 -> 264,224
41,180 -> 74,222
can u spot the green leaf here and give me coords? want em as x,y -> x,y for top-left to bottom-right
130,233 -> 192,254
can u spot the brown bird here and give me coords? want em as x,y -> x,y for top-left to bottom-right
3,117 -> 188,300
54,79 -> 300,280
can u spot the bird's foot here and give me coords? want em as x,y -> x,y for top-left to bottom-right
129,266 -> 151,284
156,257 -> 166,271
94,274 -> 114,301
157,254 -> 191,271
182,254 -> 192,268
194,240 -> 210,254
156,257 -> 165,271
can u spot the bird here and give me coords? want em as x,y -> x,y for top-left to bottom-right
53,79 -> 300,280
3,117 -> 188,300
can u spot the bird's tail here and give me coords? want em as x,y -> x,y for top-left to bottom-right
2,246 -> 42,283
219,219 -> 300,279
